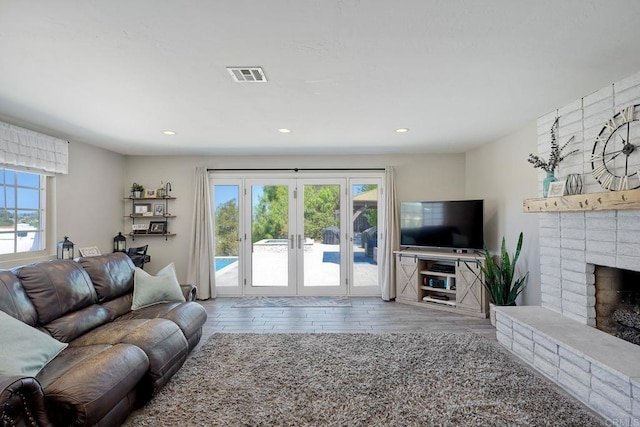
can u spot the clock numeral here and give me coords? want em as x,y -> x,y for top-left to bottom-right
620,105 -> 635,123
618,175 -> 629,191
592,164 -> 608,181
595,135 -> 607,144
590,153 -> 604,162
601,172 -> 615,190
604,117 -> 619,131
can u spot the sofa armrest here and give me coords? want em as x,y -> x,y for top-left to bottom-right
0,375 -> 52,427
180,284 -> 197,301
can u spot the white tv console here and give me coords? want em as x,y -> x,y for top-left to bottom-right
394,249 -> 488,318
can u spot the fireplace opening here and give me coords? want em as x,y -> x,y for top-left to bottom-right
594,265 -> 640,346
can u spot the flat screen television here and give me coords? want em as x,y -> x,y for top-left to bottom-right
399,199 -> 484,251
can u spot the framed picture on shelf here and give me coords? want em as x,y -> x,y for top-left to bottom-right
132,223 -> 148,234
153,203 -> 165,216
144,189 -> 156,198
547,181 -> 566,197
79,246 -> 101,257
134,204 -> 151,214
148,221 -> 166,234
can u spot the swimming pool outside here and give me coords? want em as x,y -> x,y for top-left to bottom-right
215,256 -> 238,271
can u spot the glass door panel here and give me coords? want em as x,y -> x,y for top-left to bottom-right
246,180 -> 295,294
298,181 -> 346,294
350,181 -> 380,294
213,184 -> 241,290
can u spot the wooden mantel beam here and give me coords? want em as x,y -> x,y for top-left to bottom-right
523,188 -> 640,213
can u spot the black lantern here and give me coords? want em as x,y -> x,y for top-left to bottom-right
113,232 -> 127,252
57,236 -> 75,259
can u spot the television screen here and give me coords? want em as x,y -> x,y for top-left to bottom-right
399,200 -> 484,251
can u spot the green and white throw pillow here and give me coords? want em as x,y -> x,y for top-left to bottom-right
131,263 -> 186,310
0,310 -> 67,376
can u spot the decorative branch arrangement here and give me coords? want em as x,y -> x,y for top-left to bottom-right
528,117 -> 577,173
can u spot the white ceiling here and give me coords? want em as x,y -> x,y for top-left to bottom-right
2,1 -> 640,156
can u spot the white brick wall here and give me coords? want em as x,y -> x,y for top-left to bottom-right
535,70 -> 640,324
543,73 -> 640,196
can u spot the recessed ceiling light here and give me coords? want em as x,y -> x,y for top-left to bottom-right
162,130 -> 176,136
278,128 -> 292,133
395,128 -> 410,133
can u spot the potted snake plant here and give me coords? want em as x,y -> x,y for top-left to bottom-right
469,232 -> 529,325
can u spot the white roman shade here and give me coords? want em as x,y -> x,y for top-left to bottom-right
0,121 -> 68,175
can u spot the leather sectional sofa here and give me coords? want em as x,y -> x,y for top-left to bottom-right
0,252 -> 208,426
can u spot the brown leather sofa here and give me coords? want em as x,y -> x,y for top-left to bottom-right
0,252 -> 207,426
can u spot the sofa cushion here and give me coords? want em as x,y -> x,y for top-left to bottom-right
18,260 -> 97,324
0,310 -> 67,376
69,318 -> 188,395
131,264 -> 185,310
118,301 -> 207,351
43,304 -> 111,343
37,343 -> 148,426
0,270 -> 38,326
79,252 -> 135,302
101,293 -> 134,320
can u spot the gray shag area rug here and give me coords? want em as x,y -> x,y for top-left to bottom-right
124,333 -> 604,426
231,296 -> 352,308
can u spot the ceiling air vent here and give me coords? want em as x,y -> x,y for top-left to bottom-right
227,67 -> 267,83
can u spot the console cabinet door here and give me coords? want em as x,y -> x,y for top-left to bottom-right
455,260 -> 487,314
396,254 -> 419,302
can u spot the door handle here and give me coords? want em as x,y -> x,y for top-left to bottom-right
298,234 -> 302,249
290,234 -> 294,249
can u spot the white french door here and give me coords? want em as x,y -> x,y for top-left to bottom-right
210,172 -> 383,297
245,179 -> 296,295
245,178 -> 347,296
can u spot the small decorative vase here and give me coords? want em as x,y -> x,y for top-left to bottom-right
132,191 -> 141,199
565,173 -> 583,195
543,171 -> 557,197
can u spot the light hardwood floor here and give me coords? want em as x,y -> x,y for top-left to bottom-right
196,297 -> 496,351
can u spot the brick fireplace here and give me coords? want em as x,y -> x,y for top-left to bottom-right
538,209 -> 640,327
496,71 -> 640,425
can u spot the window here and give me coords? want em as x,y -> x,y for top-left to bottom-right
0,168 -> 45,255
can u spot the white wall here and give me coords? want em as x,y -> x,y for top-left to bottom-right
124,153 -> 466,281
465,122 -> 541,305
56,141 -> 125,255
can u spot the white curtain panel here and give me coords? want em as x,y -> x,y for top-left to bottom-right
379,166 -> 398,301
187,167 -> 216,299
0,121 -> 68,174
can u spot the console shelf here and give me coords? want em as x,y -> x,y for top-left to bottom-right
422,296 -> 457,306
395,250 -> 488,318
420,286 -> 456,295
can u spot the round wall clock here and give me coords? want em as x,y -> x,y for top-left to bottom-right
591,104 -> 640,191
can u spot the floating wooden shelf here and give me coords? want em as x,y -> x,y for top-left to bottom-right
523,188 -> 640,213
128,232 -> 176,237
